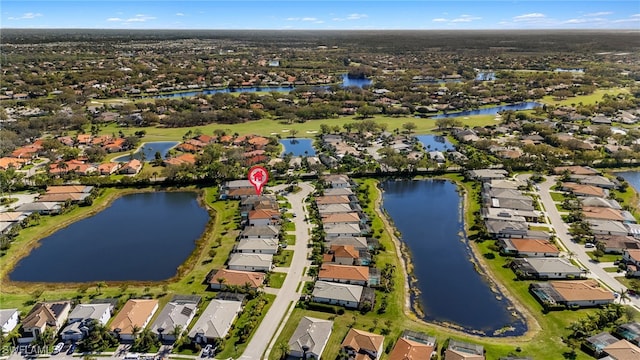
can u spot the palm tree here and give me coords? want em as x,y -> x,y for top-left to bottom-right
216,277 -> 226,290
618,289 -> 630,304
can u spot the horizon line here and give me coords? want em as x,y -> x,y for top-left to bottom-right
2,27 -> 639,31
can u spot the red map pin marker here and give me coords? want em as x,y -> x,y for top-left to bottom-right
248,166 -> 269,195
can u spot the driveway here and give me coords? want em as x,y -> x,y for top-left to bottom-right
0,193 -> 38,212
238,181 -> 314,360
534,175 -> 640,309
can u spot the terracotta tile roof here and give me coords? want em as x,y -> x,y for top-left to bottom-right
322,212 -> 360,224
603,339 -> 640,360
109,299 -> 158,335
209,269 -> 265,288
22,302 -> 69,329
46,185 -> 91,194
98,162 -> 120,174
164,153 -> 197,166
509,239 -> 559,254
248,136 -> 270,148
177,143 -> 200,153
342,328 -> 384,355
554,166 -> 599,175
228,188 -> 256,197
330,245 -> 359,259
551,280 -> 615,302
0,157 -> 27,170
388,338 -> 435,360
563,182 -> 606,197
626,249 -> 640,262
315,195 -> 351,205
249,209 -> 280,220
319,264 -> 368,282
582,206 -> 625,221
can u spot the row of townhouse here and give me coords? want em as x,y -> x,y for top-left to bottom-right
2,294 -> 244,348
471,169 -> 616,310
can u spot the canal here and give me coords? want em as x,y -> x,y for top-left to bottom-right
10,191 -> 210,282
380,179 -> 526,335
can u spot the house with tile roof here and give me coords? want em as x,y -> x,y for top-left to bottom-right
562,182 -> 608,198
288,316 -> 333,360
188,299 -> 242,344
318,264 -> 369,286
150,298 -> 199,342
20,301 -> 71,343
499,238 -> 560,257
341,328 -> 385,360
510,257 -> 586,280
312,281 -> 364,309
235,238 -> 279,254
326,245 -> 360,265
109,299 -> 159,341
227,253 -> 273,272
120,159 -> 143,175
208,269 -> 265,290
0,309 -> 19,333
530,280 -> 615,308
388,336 -> 435,360
602,339 -> 640,360
444,339 -> 485,360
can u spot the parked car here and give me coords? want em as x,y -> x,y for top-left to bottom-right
66,343 -> 76,355
52,342 -> 64,355
585,243 -> 596,248
201,345 -> 213,358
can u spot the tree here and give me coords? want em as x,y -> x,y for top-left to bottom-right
402,122 -> 417,134
131,327 -> 159,353
96,281 -> 106,294
289,129 -> 298,138
276,341 -> 289,360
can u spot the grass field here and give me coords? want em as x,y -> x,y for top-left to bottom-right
94,113 -> 499,143
540,88 -> 630,107
268,273 -> 287,289
550,192 -> 566,202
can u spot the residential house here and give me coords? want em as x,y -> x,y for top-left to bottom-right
467,169 -> 508,182
15,202 -> 62,215
444,339 -> 485,360
388,331 -> 436,360
485,220 -> 528,238
109,299 -> 159,341
341,328 -> 385,360
0,309 -> 19,333
583,332 -> 619,355
60,303 -> 112,341
324,223 -> 363,238
602,339 -> 640,360
499,238 -> 559,257
562,182 -> 608,198
327,237 -> 370,252
318,264 -> 369,286
490,197 -> 535,211
510,257 -> 586,279
239,225 -> 280,241
98,162 -> 121,175
570,175 -> 616,189
221,180 -> 255,199
321,212 -> 363,226
248,209 -> 281,227
315,195 -> 353,206
120,159 -> 143,175
323,174 -> 352,189
623,249 -> 640,277
324,188 -> 354,196
45,185 -> 94,194
596,235 -> 640,254
589,220 -> 630,237
235,238 -> 279,254
150,298 -> 199,342
318,203 -> 360,216
208,269 -> 265,290
188,299 -> 243,344
530,280 -> 615,308
580,197 -> 622,210
582,206 -> 626,222
312,281 -> 364,309
553,166 -> 599,176
487,178 -> 528,190
227,253 -> 273,272
20,301 -> 71,343
164,153 -> 197,167
614,322 -> 640,345
326,245 -> 360,265
37,192 -> 89,203
287,316 -> 333,359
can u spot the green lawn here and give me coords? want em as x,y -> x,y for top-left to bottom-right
284,234 -> 296,246
94,113 -> 499,142
274,250 -> 294,267
604,267 -> 622,273
528,225 -> 551,232
550,192 -> 566,202
541,88 -> 630,107
268,273 -> 287,289
586,251 -> 621,263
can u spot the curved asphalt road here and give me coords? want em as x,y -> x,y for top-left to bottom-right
534,175 -> 640,309
238,181 -> 314,360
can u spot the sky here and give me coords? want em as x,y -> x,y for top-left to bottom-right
2,1 -> 639,30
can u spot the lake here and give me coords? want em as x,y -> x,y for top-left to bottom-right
415,135 -> 455,152
431,102 -> 542,119
476,72 -> 496,81
380,179 -> 526,336
618,171 -> 640,207
151,74 -> 371,99
9,192 -> 210,282
279,138 -> 316,157
113,141 -> 179,162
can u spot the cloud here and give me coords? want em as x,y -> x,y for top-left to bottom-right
451,15 -> 481,23
584,11 -> 612,17
8,12 -> 42,20
513,13 -> 546,21
301,17 -> 317,21
563,19 -> 588,24
106,14 -> 156,23
175,12 -> 184,16
347,13 -> 367,20
432,18 -> 447,22
632,14 -> 640,17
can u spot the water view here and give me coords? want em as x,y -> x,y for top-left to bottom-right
380,179 -> 526,335
280,138 -> 316,157
113,141 -> 179,162
432,102 -> 542,119
341,74 -> 373,88
10,192 -> 210,282
476,72 -> 496,81
415,135 -> 455,152
618,171 -> 640,207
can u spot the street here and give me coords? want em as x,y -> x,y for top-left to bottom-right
534,175 -> 640,309
238,181 -> 314,360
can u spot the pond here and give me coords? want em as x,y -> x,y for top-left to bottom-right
415,135 -> 455,152
618,171 -> 640,207
279,138 -> 316,157
476,72 -> 496,81
341,74 -> 373,88
380,179 -> 526,336
9,191 -> 210,282
431,102 -> 542,119
113,141 -> 179,162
